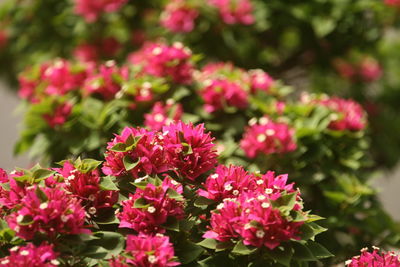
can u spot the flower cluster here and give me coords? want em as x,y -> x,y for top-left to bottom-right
334,57 -> 382,83
144,100 -> 183,131
6,185 -> 87,240
83,61 -> 128,100
160,0 -> 199,33
240,116 -> 297,158
196,62 -> 276,112
43,102 -> 73,128
385,0 -> 400,7
74,0 -> 128,22
317,97 -> 366,131
103,127 -> 168,178
203,170 -> 304,249
55,160 -> 118,216
74,37 -> 122,63
208,0 -> 255,25
110,234 -> 179,267
345,247 -> 400,266
129,42 -> 194,84
118,177 -> 185,234
103,121 -> 218,181
0,243 -> 59,267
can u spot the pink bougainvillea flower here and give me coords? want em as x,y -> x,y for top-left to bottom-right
83,61 -> 129,100
249,69 -> 274,93
240,117 -> 297,158
162,121 -> 218,181
0,242 -> 59,267
129,42 -> 194,84
317,97 -> 366,131
73,43 -> 99,62
333,59 -> 357,80
198,165 -> 257,202
55,161 -> 118,216
345,247 -> 400,266
239,195 -> 303,249
74,0 -> 128,23
118,178 -> 184,234
102,127 -> 169,178
385,0 -> 400,7
43,102 -> 73,128
359,57 -> 382,82
7,185 -> 88,240
160,0 -> 199,33
144,101 -> 183,131
42,59 -> 87,96
204,191 -> 303,249
110,234 -> 179,267
0,30 -> 7,49
200,79 -> 249,113
208,0 -> 255,25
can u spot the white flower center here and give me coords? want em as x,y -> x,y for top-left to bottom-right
224,184 -> 233,191
256,230 -> 265,238
232,190 -> 239,196
265,129 -> 275,136
147,206 -> 156,213
20,250 -> 29,256
257,134 -> 266,143
265,188 -> 273,194
39,203 -> 48,209
261,202 -> 270,208
216,203 -> 224,210
148,255 -> 157,264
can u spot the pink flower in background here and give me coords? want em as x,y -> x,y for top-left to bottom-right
84,61 -> 128,100
74,43 -> 99,62
118,178 -> 184,234
334,59 -> 357,80
198,165 -> 257,202
385,0 -> 400,6
162,122 -> 218,180
129,42 -> 194,84
144,101 -> 183,131
18,76 -> 40,103
317,97 -> 366,131
0,168 -> 7,183
55,161 -> 118,216
345,247 -> 400,266
208,0 -> 255,25
249,69 -> 274,93
110,234 -> 179,267
200,79 -> 249,112
7,185 -> 88,240
0,30 -> 7,49
102,127 -> 169,178
42,59 -> 87,96
240,117 -> 297,158
161,0 -> 199,33
74,0 -> 128,22
360,58 -> 382,82
0,243 -> 59,267
43,102 -> 73,128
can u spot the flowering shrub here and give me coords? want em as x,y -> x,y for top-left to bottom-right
345,247 -> 400,266
12,41 -> 400,262
0,122 -> 332,266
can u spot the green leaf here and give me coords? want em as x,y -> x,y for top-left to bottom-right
32,168 -> 55,182
232,241 -> 257,255
300,222 -> 327,241
17,215 -> 34,226
76,159 -> 103,173
35,186 -> 48,202
82,245 -> 109,259
197,238 -> 218,250
305,241 -> 333,259
99,176 -> 119,191
292,242 -> 316,261
110,143 -> 127,152
166,188 -> 184,201
264,244 -> 293,267
133,197 -> 148,208
194,196 -> 215,208
92,231 -> 125,259
175,240 -> 204,264
123,155 -> 140,171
